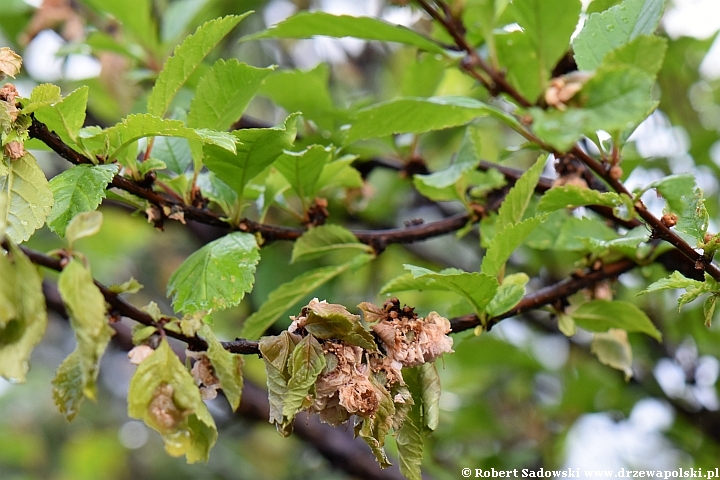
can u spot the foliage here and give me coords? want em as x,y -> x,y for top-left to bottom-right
2,0 -> 720,478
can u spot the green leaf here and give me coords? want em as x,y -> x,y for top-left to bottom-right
282,335 -> 326,420
704,295 -> 718,327
358,376 -> 395,468
602,35 -> 668,77
419,362 -> 441,431
0,243 -> 47,383
527,211 -> 618,251
496,155 -> 546,229
65,211 -> 103,247
258,65 -> 337,130
83,0 -> 157,50
643,173 -> 695,214
316,156 -> 364,191
637,270 -> 703,296
51,350 -> 85,420
58,260 -> 113,402
486,273 -> 529,317
501,0 -> 581,101
571,300 -> 661,341
85,114 -> 237,159
33,86 -> 89,148
406,265 -> 499,315
259,332 -> 300,435
581,226 -> 649,257
379,268 -> 462,295
675,188 -> 708,241
167,232 -> 260,314
203,114 -> 297,198
538,184 -> 623,212
291,224 -> 372,263
558,313 -> 577,337
304,302 -> 377,351
147,14 -> 248,117
531,65 -> 657,151
153,136 -> 192,174
274,145 -> 332,201
482,215 -> 547,277
187,60 -> 274,132
345,96 -> 495,144
0,153 -> 53,243
240,255 -> 372,340
413,129 -> 481,190
201,325 -> 243,411
21,83 -> 62,114
47,164 -> 118,238
591,329 -> 633,380
396,368 -> 425,480
243,11 -> 445,54
128,339 -> 217,463
573,0 -> 666,71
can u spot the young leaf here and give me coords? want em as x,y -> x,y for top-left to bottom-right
496,155 -> 546,229
259,332 -> 300,435
47,164 -> 118,238
591,329 -> 633,380
0,153 -> 53,243
531,65 -> 656,151
573,0 -> 666,71
128,339 -> 217,463
357,376 -> 395,468
58,259 -> 113,402
379,268 -> 462,295
82,0 -> 157,51
65,211 -> 103,247
486,273 -> 529,317
0,243 -> 47,383
84,114 -> 237,159
147,14 -> 248,118
187,60 -> 274,132
200,325 -> 243,411
675,188 -> 708,241
571,300 -> 661,341
406,265 -> 499,315
240,254 -> 372,340
482,215 -> 547,277
274,145 -> 332,202
602,35 -> 668,77
282,335 -> 326,420
643,173 -> 695,214
167,232 -> 260,314
291,224 -> 372,263
704,295 -> 718,327
345,97 -> 494,144
153,136 -> 192,174
20,83 -> 62,113
51,350 -> 85,420
413,129 -> 481,190
243,11 -> 445,54
203,114 -> 298,198
419,362 -> 441,431
637,270 -> 703,296
537,184 -> 623,212
304,302 -> 377,351
33,86 -> 89,148
395,367 -> 425,480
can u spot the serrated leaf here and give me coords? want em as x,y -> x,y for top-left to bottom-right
201,325 -> 243,411
419,362 -> 441,431
282,335 -> 326,420
0,47 -> 22,79
47,164 -> 118,238
65,211 -> 103,247
345,96 -> 495,144
153,136 -> 192,174
395,368 -> 425,480
33,86 -> 89,148
51,350 -> 85,420
241,255 -> 372,340
704,295 -> 718,327
591,329 -> 633,380
501,0 -> 581,101
644,173 -> 695,214
304,302 -> 377,351
573,0 -> 666,71
84,114 -> 236,159
581,226 -> 649,257
0,154 -> 53,243
637,270 -> 703,296
243,11 -> 444,54
316,156 -> 363,191
571,300 -> 661,341
291,224 -> 371,263
58,260 -> 113,401
187,60 -> 274,132
274,145 -> 332,202
527,211 -> 618,251
203,114 -> 297,198
379,268 -> 462,295
259,332 -> 300,434
538,184 -> 623,212
675,188 -> 708,241
21,83 -> 62,113
531,65 -> 656,151
413,129 -> 481,191
128,339 -> 217,462
258,65 -> 337,130
358,375 -> 395,469
496,155 -> 546,229
167,232 -> 260,314
486,273 -> 529,317
0,243 -> 47,382
406,265 -> 499,315
147,14 -> 248,117
482,216 -> 546,277
602,35 -> 668,76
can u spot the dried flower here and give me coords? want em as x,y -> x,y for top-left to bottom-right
128,344 -> 154,365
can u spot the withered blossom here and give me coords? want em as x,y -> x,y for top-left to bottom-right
188,351 -> 221,401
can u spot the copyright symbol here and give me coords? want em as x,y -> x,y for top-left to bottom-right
462,468 -> 471,477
